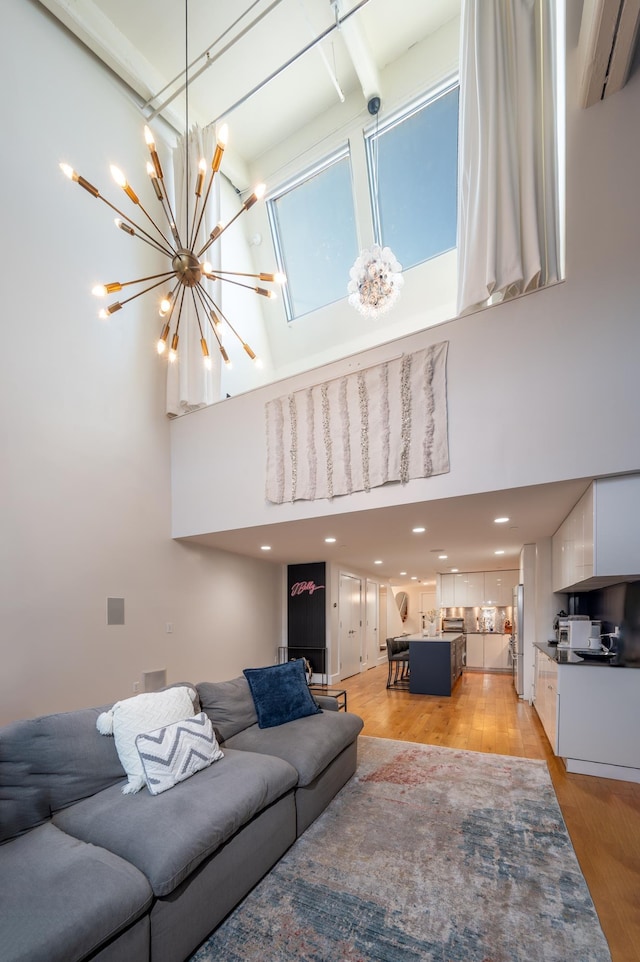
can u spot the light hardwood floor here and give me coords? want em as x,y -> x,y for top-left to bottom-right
338,664 -> 640,962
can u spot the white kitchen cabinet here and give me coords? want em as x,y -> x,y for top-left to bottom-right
534,647 -> 558,751
484,633 -> 511,670
439,569 -> 519,608
465,633 -> 510,671
466,633 -> 484,669
552,475 -> 640,591
439,573 -> 456,607
483,571 -> 519,606
464,571 -> 485,606
533,644 -> 640,783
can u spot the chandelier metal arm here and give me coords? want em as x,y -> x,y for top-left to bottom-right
113,274 -> 177,311
120,188 -> 179,256
196,283 -> 247,351
98,193 -> 176,258
119,223 -> 175,259
203,271 -> 274,299
190,168 -> 215,253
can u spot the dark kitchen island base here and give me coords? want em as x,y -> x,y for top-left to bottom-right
407,634 -> 466,696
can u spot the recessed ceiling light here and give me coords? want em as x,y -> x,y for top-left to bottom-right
412,526 -> 426,534
400,571 -> 407,576
494,549 -> 505,555
411,576 -> 418,580
374,559 -> 383,565
451,568 -> 459,572
260,545 -> 271,551
324,537 -> 336,543
494,517 -> 510,524
438,554 -> 448,560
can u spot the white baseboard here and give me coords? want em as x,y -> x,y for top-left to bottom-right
564,757 -> 640,784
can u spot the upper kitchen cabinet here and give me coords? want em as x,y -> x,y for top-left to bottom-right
438,570 -> 519,607
483,571 -> 519,606
552,475 -> 640,592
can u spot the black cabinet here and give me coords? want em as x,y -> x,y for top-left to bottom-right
409,635 -> 466,696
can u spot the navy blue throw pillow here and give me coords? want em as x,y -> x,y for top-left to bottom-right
243,661 -> 322,729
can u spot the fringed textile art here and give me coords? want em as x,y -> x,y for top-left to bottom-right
265,342 -> 449,503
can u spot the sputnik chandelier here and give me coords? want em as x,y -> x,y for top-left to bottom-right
60,127 -> 284,371
59,1 -> 284,373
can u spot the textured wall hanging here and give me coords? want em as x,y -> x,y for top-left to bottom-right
265,342 -> 449,503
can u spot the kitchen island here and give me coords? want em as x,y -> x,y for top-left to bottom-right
533,642 -> 640,783
393,634 -> 465,696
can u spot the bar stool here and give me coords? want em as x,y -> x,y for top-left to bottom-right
386,638 -> 410,688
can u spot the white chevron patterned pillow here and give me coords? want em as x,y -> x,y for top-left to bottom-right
136,712 -> 223,795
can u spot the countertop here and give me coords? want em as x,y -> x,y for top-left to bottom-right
395,633 -> 463,643
534,641 -> 618,667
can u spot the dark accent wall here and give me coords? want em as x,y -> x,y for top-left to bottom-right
287,562 -> 327,674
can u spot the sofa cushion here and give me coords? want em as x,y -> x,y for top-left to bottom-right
243,661 -> 322,729
52,748 -> 298,897
0,708 -> 126,842
196,676 -> 258,741
136,712 -> 223,795
0,822 -> 152,962
97,687 -> 198,795
223,709 -> 364,787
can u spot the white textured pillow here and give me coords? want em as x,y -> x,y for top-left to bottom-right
96,687 -> 197,794
136,712 -> 223,795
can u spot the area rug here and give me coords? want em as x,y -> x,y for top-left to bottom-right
190,737 -> 612,962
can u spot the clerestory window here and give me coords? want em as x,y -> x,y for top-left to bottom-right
266,146 -> 359,321
365,80 -> 459,272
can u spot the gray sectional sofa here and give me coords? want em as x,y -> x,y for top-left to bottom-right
0,675 -> 364,962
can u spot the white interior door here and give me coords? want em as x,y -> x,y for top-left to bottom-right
365,580 -> 379,669
339,573 -> 362,679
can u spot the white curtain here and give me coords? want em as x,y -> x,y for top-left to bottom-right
166,125 -> 220,416
456,0 -> 561,316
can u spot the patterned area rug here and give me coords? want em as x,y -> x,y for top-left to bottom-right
190,737 -> 612,962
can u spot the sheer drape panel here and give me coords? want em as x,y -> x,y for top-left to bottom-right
166,125 -> 219,416
456,0 -> 561,316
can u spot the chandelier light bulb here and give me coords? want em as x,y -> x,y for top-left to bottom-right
114,218 -> 135,236
200,337 -> 212,370
98,309 -> 108,320
201,261 -> 212,275
217,124 -> 229,148
110,165 -> 127,188
59,163 -> 76,181
157,322 -> 171,354
110,165 -> 139,205
243,183 -> 266,212
92,285 -> 107,297
195,158 -> 206,197
146,162 -> 163,200
144,125 -> 155,147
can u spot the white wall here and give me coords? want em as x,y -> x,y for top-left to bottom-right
0,0 -> 281,724
171,28 -> 640,539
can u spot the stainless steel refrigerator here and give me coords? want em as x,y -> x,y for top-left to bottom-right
512,584 -> 524,696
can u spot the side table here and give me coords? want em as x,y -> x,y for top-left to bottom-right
309,686 -> 347,712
